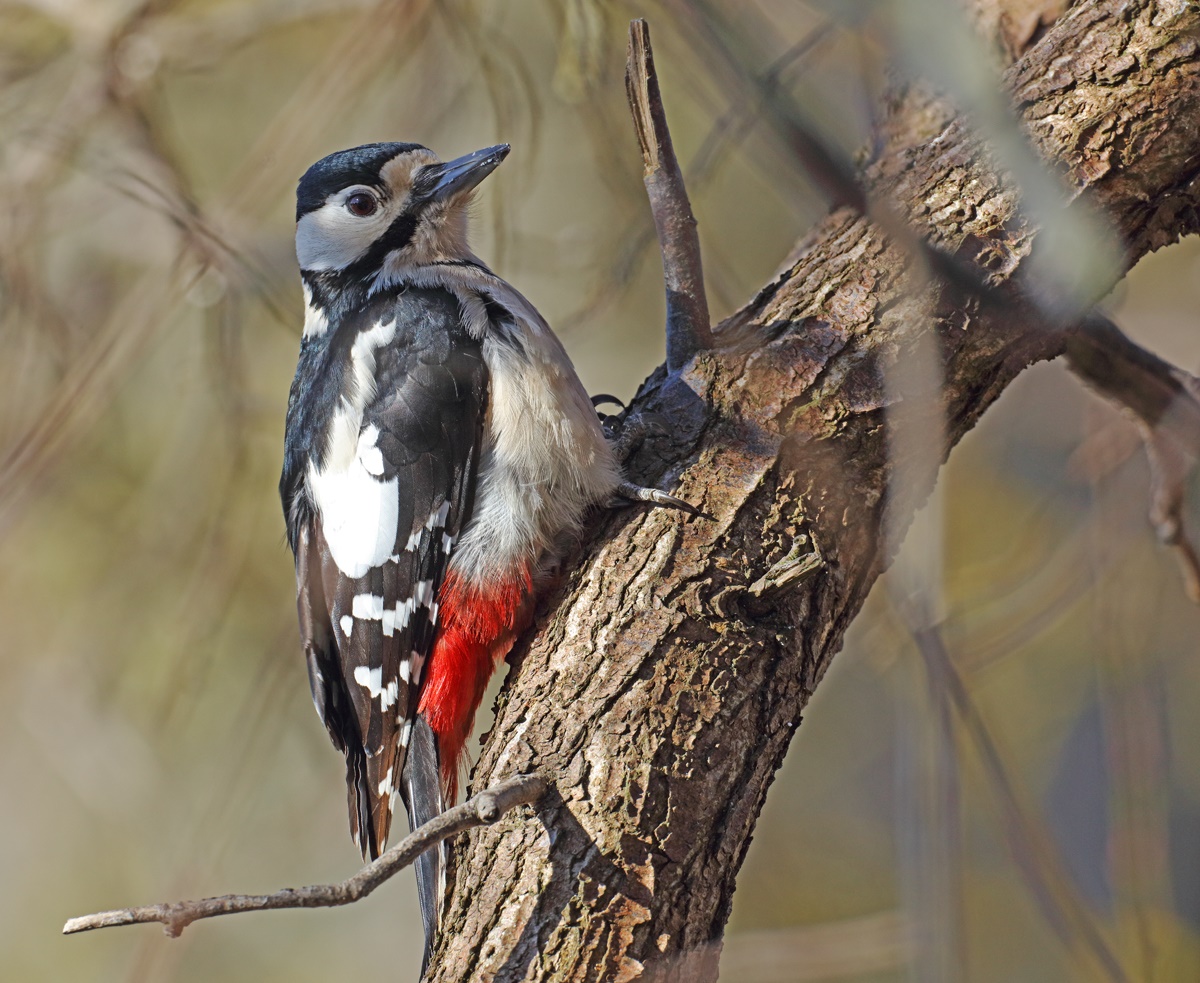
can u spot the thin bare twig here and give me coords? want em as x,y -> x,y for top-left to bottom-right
625,19 -> 713,373
63,773 -> 547,939
1066,314 -> 1200,602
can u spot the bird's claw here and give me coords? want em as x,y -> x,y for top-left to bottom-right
612,481 -> 702,517
591,393 -> 625,411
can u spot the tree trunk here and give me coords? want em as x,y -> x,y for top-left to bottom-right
427,2 -> 1200,980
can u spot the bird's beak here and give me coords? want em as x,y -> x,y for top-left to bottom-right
424,144 -> 510,201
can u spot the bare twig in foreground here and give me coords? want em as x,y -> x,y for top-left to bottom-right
1066,314 -> 1200,602
625,19 -> 713,373
63,773 -> 547,938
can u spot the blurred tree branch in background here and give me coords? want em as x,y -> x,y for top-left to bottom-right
1067,314 -> 1200,602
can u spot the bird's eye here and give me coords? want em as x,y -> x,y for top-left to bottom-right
345,192 -> 378,217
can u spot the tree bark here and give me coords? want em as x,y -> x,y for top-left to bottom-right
427,2 -> 1200,980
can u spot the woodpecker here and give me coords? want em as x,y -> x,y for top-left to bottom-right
280,141 -> 689,960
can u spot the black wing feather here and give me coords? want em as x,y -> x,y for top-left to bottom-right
283,286 -> 487,860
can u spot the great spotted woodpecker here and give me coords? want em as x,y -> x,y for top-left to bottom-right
280,142 -> 688,960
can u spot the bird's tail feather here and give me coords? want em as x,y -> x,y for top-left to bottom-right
404,714 -> 445,979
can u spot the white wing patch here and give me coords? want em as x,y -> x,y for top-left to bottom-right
351,591 -> 418,637
384,599 -> 417,636
402,500 -> 451,552
349,317 -> 398,409
309,462 -> 399,578
306,317 -> 404,579
352,593 -> 385,618
427,500 -> 450,530
353,665 -> 382,692
409,650 -> 426,688
378,766 -> 394,797
353,665 -> 400,711
357,424 -> 385,475
414,580 -> 433,606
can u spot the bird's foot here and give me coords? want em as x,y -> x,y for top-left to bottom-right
594,394 -> 671,462
594,395 -> 702,516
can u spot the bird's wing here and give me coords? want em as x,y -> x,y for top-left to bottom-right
293,286 -> 487,859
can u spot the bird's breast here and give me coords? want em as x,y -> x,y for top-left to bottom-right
449,306 -> 620,585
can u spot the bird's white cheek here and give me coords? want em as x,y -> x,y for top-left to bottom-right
296,207 -> 379,271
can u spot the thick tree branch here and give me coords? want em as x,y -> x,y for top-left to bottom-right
625,20 -> 713,372
62,774 -> 546,938
425,2 -> 1200,981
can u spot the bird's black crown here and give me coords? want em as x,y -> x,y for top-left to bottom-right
296,142 -> 428,220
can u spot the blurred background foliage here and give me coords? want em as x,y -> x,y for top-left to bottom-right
1,0 -> 1198,980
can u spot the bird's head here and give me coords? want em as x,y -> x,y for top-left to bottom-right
295,142 -> 509,283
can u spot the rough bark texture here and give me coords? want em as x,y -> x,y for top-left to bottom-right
427,2 -> 1200,980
